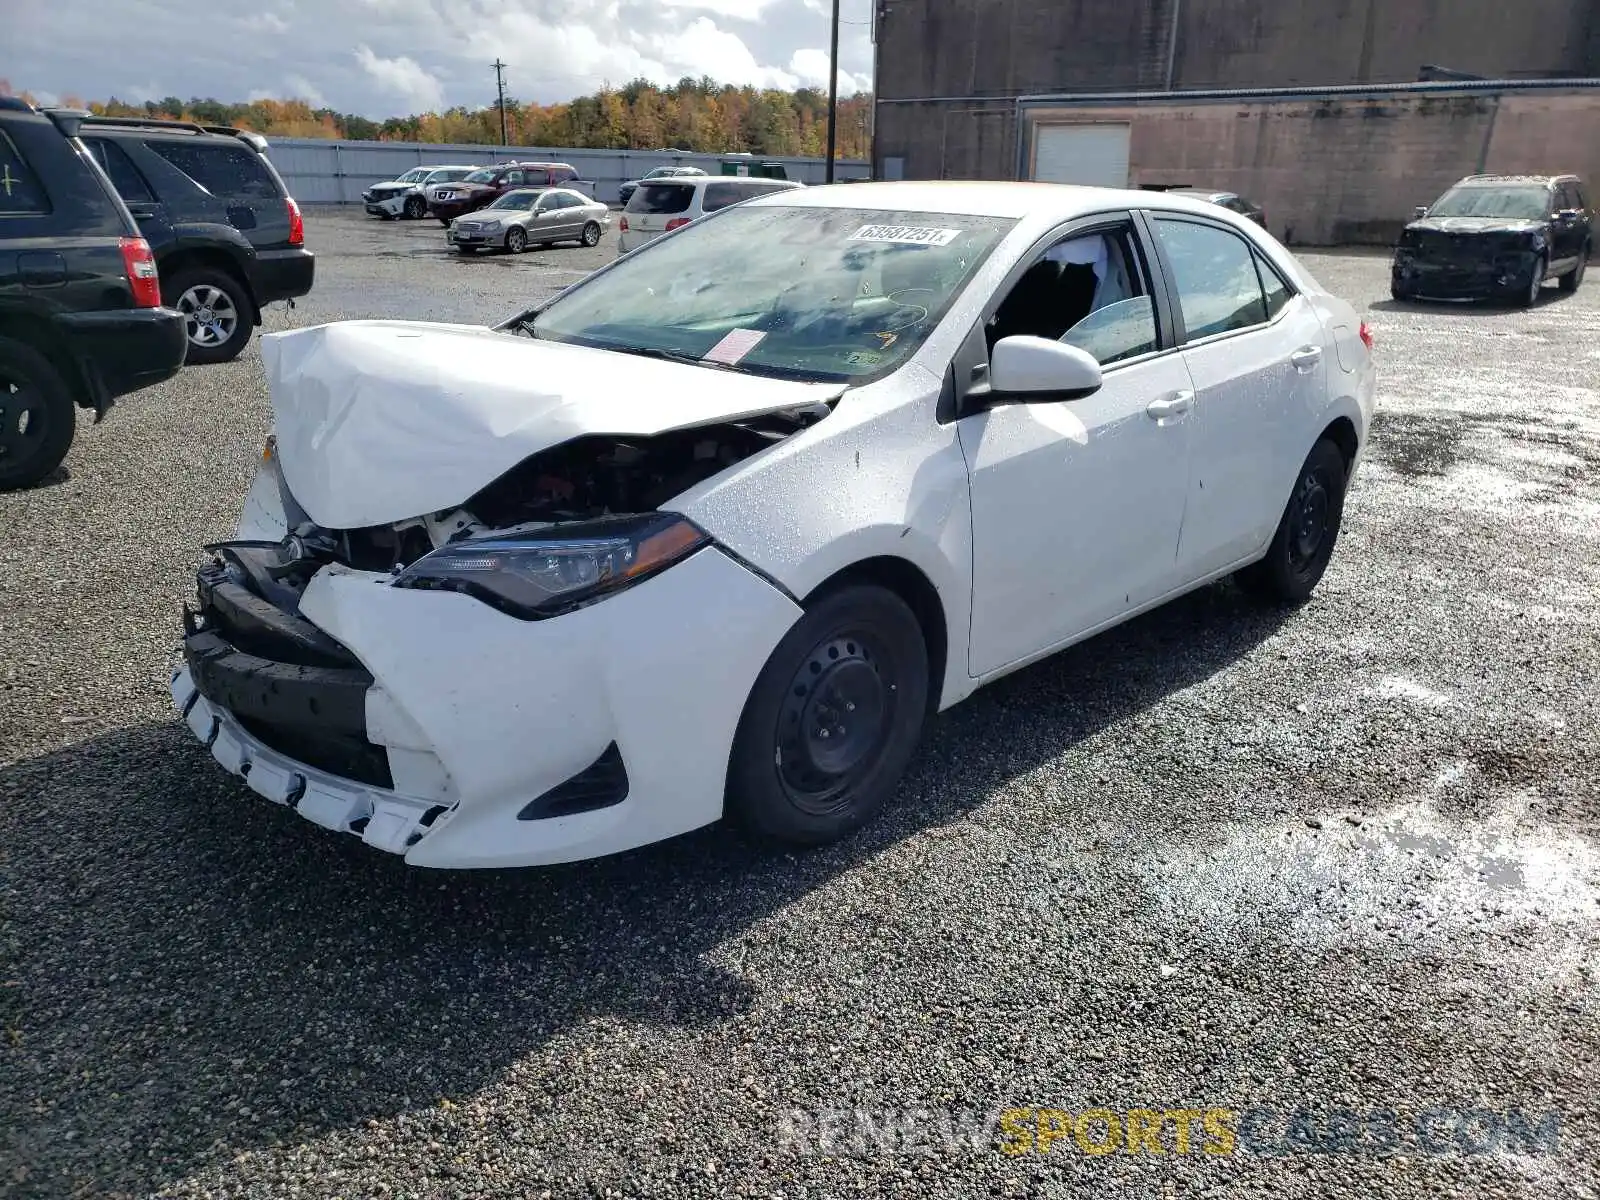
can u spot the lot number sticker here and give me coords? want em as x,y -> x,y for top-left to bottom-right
703,328 -> 768,365
849,225 -> 961,247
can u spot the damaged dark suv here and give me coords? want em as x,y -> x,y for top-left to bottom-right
1391,174 -> 1591,306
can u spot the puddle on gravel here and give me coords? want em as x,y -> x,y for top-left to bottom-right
1369,410 -> 1600,484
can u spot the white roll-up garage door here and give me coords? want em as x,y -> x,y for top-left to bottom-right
1031,124 -> 1132,188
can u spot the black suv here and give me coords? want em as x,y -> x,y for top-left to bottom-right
1392,174 -> 1591,306
77,116 -> 314,363
0,99 -> 186,489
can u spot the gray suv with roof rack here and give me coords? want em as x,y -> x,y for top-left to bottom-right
76,114 -> 314,362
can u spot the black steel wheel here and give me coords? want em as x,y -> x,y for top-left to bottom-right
506,226 -> 528,253
0,336 -> 76,490
1237,437 -> 1348,605
727,584 -> 929,845
581,221 -> 602,247
403,195 -> 426,219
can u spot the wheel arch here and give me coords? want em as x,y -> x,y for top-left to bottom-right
0,311 -> 96,409
1320,414 -> 1360,478
800,555 -> 950,718
160,249 -> 261,325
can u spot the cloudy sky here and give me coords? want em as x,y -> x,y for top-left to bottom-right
9,0 -> 877,116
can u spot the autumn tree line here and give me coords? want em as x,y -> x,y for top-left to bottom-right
0,77 -> 873,159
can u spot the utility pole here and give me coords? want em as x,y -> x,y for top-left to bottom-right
824,0 -> 841,183
493,58 -> 509,146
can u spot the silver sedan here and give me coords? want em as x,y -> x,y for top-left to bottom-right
447,188 -> 611,254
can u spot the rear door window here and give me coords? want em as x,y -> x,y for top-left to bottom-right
0,131 -> 51,215
83,138 -> 156,205
627,182 -> 693,214
1153,218 -> 1269,340
1557,182 -> 1582,212
148,140 -> 279,200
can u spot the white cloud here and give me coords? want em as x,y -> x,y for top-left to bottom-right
285,74 -> 328,106
354,44 -> 446,112
655,18 -> 798,90
9,0 -> 877,117
788,47 -> 867,96
241,12 -> 289,33
658,0 -> 781,14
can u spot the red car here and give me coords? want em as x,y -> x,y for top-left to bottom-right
425,162 -> 591,224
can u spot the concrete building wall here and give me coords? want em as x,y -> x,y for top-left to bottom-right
875,0 -> 1600,103
1013,89 -> 1600,246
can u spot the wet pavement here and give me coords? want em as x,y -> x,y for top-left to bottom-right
0,215 -> 1596,1198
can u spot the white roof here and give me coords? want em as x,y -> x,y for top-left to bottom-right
750,179 -> 1230,222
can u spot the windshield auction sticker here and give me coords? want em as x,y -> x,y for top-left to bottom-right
703,328 -> 768,364
849,225 -> 961,247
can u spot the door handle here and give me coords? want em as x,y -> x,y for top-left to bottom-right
126,203 -> 158,220
1290,346 -> 1323,372
1146,390 -> 1194,420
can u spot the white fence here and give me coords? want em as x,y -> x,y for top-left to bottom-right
264,138 -> 871,205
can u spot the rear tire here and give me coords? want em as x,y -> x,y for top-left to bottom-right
457,245 -> 476,255
1236,438 -> 1348,605
0,336 -> 77,491
1559,243 -> 1588,293
403,195 -> 426,220
165,267 -> 253,365
581,221 -> 602,247
727,584 -> 929,846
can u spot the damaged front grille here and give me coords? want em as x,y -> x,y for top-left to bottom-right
188,542 -> 393,789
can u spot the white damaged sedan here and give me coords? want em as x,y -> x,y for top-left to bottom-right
172,182 -> 1375,868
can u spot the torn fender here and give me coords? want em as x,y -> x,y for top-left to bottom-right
261,320 -> 846,529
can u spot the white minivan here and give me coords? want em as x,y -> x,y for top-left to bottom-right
617,175 -> 802,254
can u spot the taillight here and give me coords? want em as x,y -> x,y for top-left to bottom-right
619,216 -> 629,233
118,237 -> 161,308
665,217 -> 690,232
286,196 -> 304,247
1358,321 -> 1374,351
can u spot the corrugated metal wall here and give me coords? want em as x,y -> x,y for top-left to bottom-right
264,139 -> 870,205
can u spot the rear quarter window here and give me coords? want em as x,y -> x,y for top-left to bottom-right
83,138 -> 155,205
703,182 -> 770,213
0,131 -> 51,215
148,140 -> 280,200
627,183 -> 693,215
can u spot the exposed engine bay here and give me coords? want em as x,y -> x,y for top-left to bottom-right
221,412 -> 826,599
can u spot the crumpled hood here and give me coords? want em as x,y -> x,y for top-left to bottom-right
1407,216 -> 1546,236
260,320 -> 845,529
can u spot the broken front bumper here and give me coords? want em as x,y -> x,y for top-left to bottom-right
172,546 -> 803,868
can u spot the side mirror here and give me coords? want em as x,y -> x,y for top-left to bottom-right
1413,206 -> 1429,220
979,336 -> 1104,406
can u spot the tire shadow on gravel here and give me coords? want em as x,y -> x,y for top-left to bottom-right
0,581 -> 1290,1197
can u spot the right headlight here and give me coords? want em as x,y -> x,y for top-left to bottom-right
391,514 -> 709,619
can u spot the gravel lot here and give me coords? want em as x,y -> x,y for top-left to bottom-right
2,209 -> 1597,1199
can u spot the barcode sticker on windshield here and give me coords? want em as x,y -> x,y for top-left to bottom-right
703,328 -> 767,365
849,225 -> 961,247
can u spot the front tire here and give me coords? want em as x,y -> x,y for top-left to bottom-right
165,267 -> 253,365
404,195 -> 426,220
506,227 -> 528,253
0,336 -> 77,490
1559,243 -> 1588,293
1237,438 -> 1348,605
727,584 -> 929,846
1517,254 -> 1547,308
581,221 -> 602,247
